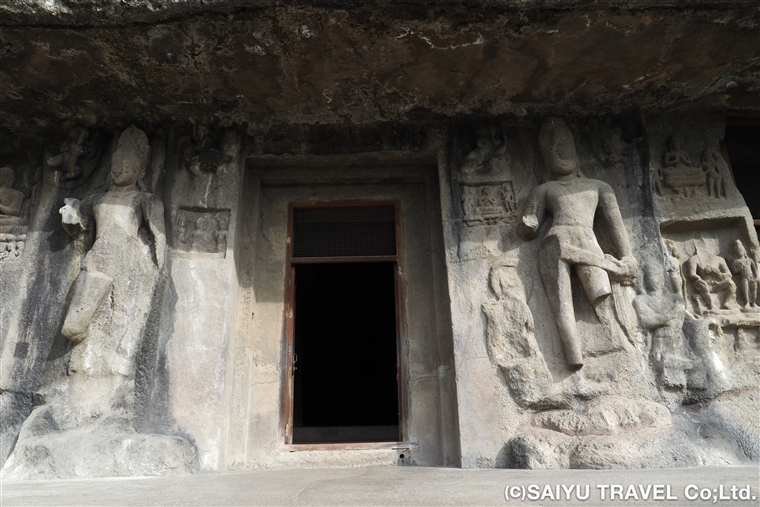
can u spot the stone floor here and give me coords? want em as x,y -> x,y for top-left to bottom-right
1,465 -> 758,506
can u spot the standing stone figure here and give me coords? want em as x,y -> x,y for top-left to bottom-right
518,117 -> 637,370
482,262 -> 555,407
58,126 -> 165,403
701,147 -> 726,199
728,239 -> 758,309
634,266 -> 691,390
663,239 -> 687,300
482,263 -> 536,366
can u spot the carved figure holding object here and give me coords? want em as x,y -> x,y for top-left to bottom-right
59,126 -> 165,381
684,241 -> 738,314
519,117 -> 637,370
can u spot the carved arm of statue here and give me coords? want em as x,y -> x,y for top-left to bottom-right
597,182 -> 637,280
141,194 -> 166,269
518,185 -> 547,241
716,257 -> 733,282
684,257 -> 708,292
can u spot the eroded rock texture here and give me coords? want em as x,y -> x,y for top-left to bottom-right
0,0 -> 758,479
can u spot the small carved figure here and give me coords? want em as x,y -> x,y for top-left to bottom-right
191,215 -> 217,251
683,241 -> 738,314
58,126 -> 165,382
728,239 -> 758,309
0,166 -> 24,218
634,267 -> 691,389
594,125 -> 632,167
46,127 -> 102,188
661,137 -> 705,197
482,263 -> 536,365
47,127 -> 89,180
462,128 -> 500,175
500,182 -> 516,212
182,125 -> 231,177
663,239 -> 687,300
215,215 -> 229,251
14,240 -> 22,257
475,186 -> 499,211
701,147 -> 726,199
519,117 -> 637,370
176,215 -> 189,245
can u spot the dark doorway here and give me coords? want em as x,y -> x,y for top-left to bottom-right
292,262 -> 400,443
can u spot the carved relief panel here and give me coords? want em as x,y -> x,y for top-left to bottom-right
173,207 -> 230,255
652,137 -> 727,200
456,126 -> 518,227
0,164 -> 40,262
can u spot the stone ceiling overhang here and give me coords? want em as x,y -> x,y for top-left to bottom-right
0,0 -> 758,147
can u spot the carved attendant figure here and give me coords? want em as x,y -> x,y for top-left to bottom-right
58,126 -> 165,385
663,239 -> 687,300
728,239 -> 758,309
634,267 -> 691,389
519,117 -> 637,370
215,215 -> 229,251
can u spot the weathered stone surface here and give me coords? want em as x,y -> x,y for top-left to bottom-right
1,1 -> 759,152
1,0 -> 758,481
507,396 -> 701,469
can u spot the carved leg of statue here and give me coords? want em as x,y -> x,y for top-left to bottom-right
539,237 -> 584,370
61,268 -> 114,343
695,284 -> 714,311
751,279 -> 759,307
716,280 -> 738,310
741,278 -> 750,308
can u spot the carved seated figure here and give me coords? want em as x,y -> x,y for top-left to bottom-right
191,215 -> 216,251
0,166 -> 24,225
662,137 -> 705,197
684,242 -> 738,314
728,239 -> 758,309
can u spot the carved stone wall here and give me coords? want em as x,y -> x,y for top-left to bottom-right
440,113 -> 759,469
0,0 -> 758,481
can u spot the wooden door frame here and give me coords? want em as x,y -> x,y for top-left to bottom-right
279,199 -> 408,450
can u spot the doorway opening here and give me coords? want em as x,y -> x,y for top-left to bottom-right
285,204 -> 403,445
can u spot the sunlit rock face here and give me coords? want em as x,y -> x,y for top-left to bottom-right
0,0 -> 758,479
